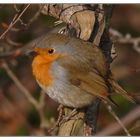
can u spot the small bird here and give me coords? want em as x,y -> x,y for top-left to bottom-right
31,33 -> 135,108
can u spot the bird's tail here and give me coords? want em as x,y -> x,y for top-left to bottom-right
108,78 -> 136,104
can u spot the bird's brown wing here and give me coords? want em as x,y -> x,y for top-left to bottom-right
69,68 -> 110,102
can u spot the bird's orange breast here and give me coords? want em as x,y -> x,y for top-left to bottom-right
32,55 -> 54,87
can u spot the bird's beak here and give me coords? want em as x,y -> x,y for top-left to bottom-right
25,50 -> 36,56
25,46 -> 38,57
33,47 -> 43,54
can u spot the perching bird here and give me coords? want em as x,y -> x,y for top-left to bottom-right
31,33 -> 135,108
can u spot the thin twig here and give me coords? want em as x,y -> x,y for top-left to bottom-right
6,36 -> 22,46
105,104 -> 131,136
26,4 -> 45,27
1,22 -> 21,32
110,28 -> 140,53
2,61 -> 39,109
96,106 -> 140,136
19,18 -> 27,27
39,90 -> 46,109
0,4 -> 30,39
13,4 -> 20,12
38,90 -> 48,129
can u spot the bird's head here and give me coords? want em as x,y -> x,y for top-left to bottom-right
30,33 -> 95,70
33,47 -> 66,64
30,33 -> 72,65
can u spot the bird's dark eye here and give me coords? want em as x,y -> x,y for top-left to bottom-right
48,48 -> 55,54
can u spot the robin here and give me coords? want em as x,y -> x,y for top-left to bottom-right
31,33 -> 135,108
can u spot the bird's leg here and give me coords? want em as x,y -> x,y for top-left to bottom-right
59,108 -> 78,125
56,104 -> 64,126
47,104 -> 64,134
48,106 -> 80,134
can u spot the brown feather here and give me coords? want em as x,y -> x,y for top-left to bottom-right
108,78 -> 136,103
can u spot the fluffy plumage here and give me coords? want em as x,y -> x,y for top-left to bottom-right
31,33 -> 135,108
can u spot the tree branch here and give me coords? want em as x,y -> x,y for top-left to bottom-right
96,106 -> 140,136
110,28 -> 140,53
0,4 -> 30,39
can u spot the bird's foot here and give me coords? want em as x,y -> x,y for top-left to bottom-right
58,108 -> 78,126
47,107 -> 80,134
